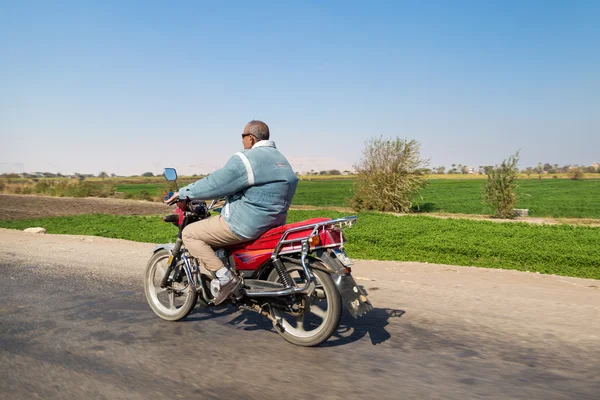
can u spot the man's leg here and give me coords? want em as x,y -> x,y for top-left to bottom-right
181,216 -> 246,304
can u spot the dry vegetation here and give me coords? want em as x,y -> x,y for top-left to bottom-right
350,137 -> 429,212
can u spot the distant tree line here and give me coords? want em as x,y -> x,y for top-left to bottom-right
425,162 -> 599,175
3,162 -> 598,180
300,169 -> 353,176
521,162 -> 599,175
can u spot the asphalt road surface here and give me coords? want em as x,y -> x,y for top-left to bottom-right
1,229 -> 599,399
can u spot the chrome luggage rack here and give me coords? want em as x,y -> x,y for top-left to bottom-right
272,216 -> 357,258
245,216 -> 358,298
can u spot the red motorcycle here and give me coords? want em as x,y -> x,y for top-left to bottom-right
144,168 -> 372,346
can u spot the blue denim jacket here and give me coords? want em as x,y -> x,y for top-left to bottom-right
178,141 -> 298,239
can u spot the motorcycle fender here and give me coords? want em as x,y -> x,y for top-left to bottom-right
315,249 -> 374,318
153,243 -> 175,254
332,274 -> 373,318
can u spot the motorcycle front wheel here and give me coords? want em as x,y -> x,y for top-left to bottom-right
268,262 -> 342,347
144,249 -> 197,321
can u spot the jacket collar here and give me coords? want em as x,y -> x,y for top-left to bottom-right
252,140 -> 276,149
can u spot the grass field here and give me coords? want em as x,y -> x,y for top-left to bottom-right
293,178 -> 600,218
114,183 -> 170,196
416,178 -> 600,218
107,178 -> 600,218
2,211 -> 599,279
5,176 -> 600,219
293,179 -> 355,207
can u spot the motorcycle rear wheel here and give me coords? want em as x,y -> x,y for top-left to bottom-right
268,262 -> 341,347
144,249 -> 197,321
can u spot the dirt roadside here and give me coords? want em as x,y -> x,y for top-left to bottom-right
0,194 -> 171,220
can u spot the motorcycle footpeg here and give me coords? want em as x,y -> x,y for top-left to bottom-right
231,288 -> 244,303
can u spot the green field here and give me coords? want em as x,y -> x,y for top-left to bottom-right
293,179 -> 355,207
416,178 -> 600,218
294,178 -> 600,218
115,183 -> 169,196
113,178 -> 600,218
2,211 -> 599,279
113,180 -> 356,204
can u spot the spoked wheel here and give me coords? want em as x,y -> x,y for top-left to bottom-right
267,261 -> 341,347
144,249 -> 197,321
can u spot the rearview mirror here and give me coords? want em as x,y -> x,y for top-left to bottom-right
164,168 -> 178,182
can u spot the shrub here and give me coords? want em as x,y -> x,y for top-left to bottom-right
53,180 -> 71,197
350,137 -> 429,212
569,168 -> 584,180
53,181 -> 113,198
97,184 -> 116,198
137,189 -> 153,201
482,151 -> 520,219
33,180 -> 52,194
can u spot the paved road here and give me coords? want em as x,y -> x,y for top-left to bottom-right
1,229 -> 599,399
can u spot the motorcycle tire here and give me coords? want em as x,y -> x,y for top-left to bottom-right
268,262 -> 342,347
144,249 -> 198,321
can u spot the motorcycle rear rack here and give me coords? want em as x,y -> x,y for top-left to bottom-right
244,216 -> 357,298
272,216 -> 357,258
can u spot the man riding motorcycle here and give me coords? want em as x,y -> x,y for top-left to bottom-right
164,120 -> 299,305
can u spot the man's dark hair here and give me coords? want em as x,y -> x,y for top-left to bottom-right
247,120 -> 270,141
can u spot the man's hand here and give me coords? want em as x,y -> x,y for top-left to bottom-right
164,191 -> 179,204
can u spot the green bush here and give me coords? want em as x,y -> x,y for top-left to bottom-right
351,137 -> 429,212
137,189 -> 153,201
51,181 -> 116,198
33,180 -> 52,194
53,180 -> 71,197
482,151 -> 520,219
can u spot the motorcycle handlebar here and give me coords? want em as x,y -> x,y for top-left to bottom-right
165,198 -> 179,206
165,197 -> 225,209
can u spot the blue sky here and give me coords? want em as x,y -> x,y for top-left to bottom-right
1,0 -> 598,175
